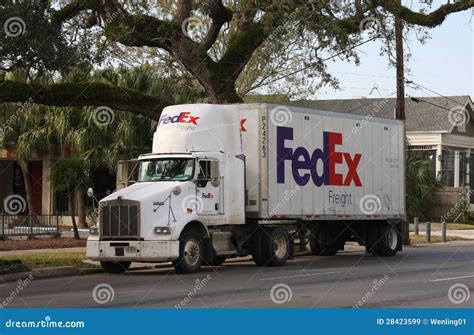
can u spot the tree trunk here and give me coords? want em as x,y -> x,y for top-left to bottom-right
20,163 -> 37,217
68,190 -> 80,240
76,190 -> 87,228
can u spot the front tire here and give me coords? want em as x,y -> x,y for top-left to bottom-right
100,261 -> 131,274
174,228 -> 204,273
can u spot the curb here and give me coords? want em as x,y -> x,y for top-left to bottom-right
0,266 -> 104,283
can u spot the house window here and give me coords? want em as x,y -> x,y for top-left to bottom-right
421,150 -> 436,178
441,150 -> 455,187
459,152 -> 467,187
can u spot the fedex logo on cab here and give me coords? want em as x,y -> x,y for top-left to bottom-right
277,126 -> 362,187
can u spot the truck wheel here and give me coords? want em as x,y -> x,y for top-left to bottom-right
310,227 -> 338,256
253,227 -> 290,266
100,261 -> 131,274
203,249 -> 227,266
372,225 -> 400,257
309,228 -> 322,255
267,227 -> 290,266
252,228 -> 267,266
174,228 -> 204,273
206,256 -> 227,266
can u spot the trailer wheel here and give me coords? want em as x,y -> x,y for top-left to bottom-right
100,261 -> 131,274
372,225 -> 400,257
174,228 -> 204,273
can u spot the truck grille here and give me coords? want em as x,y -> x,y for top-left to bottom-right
100,200 -> 140,239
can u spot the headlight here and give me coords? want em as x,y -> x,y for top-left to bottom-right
89,226 -> 99,235
154,226 -> 171,234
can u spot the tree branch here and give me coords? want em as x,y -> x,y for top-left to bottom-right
176,0 -> 193,25
374,0 -> 474,27
202,0 -> 233,49
0,81 -> 172,121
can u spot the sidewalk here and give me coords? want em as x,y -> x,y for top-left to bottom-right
408,223 -> 474,239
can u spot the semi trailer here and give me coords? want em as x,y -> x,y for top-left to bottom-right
87,103 -> 406,273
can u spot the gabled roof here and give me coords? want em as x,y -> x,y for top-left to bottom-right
291,96 -> 473,132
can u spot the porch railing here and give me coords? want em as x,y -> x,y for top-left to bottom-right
0,214 -> 60,238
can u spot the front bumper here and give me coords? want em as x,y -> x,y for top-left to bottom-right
86,240 -> 180,262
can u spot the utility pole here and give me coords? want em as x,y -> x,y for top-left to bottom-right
394,0 -> 409,245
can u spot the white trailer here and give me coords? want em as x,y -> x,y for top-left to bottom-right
87,103 -> 406,273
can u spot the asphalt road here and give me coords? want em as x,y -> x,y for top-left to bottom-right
1,242 -> 473,308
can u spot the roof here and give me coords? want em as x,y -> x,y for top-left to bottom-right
290,96 -> 473,132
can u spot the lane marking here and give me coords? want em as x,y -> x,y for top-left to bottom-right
430,274 -> 474,282
259,271 -> 342,281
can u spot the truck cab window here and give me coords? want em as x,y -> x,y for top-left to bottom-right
197,160 -> 211,187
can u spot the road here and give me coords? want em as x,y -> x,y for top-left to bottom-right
1,242 -> 473,308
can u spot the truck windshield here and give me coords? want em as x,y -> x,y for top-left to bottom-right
138,158 -> 194,182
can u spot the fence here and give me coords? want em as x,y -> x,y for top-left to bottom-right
0,214 -> 60,238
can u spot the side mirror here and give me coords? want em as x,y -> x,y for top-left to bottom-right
87,188 -> 94,198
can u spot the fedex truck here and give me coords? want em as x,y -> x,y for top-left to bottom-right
87,103 -> 406,273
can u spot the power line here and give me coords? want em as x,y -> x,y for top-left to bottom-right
405,80 -> 464,105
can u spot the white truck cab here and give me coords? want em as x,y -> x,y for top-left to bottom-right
87,103 -> 405,273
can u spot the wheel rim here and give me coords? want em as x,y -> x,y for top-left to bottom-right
184,239 -> 200,266
274,234 -> 287,259
387,228 -> 398,251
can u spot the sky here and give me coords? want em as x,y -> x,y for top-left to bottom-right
317,0 -> 473,100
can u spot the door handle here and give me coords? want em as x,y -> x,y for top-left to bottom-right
215,203 -> 219,211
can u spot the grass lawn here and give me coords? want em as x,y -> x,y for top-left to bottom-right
1,252 -> 99,270
0,238 -> 86,251
409,234 -> 471,244
430,223 -> 474,230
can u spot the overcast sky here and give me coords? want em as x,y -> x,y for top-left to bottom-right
318,0 -> 473,100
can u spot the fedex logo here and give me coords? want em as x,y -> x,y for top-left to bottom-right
158,112 -> 200,125
202,192 -> 214,199
277,126 -> 362,187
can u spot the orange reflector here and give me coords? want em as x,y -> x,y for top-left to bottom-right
187,208 -> 193,213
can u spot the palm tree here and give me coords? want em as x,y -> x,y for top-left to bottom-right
2,103 -> 50,218
50,156 -> 90,239
406,150 -> 441,221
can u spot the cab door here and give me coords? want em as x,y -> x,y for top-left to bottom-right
196,159 -> 222,215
